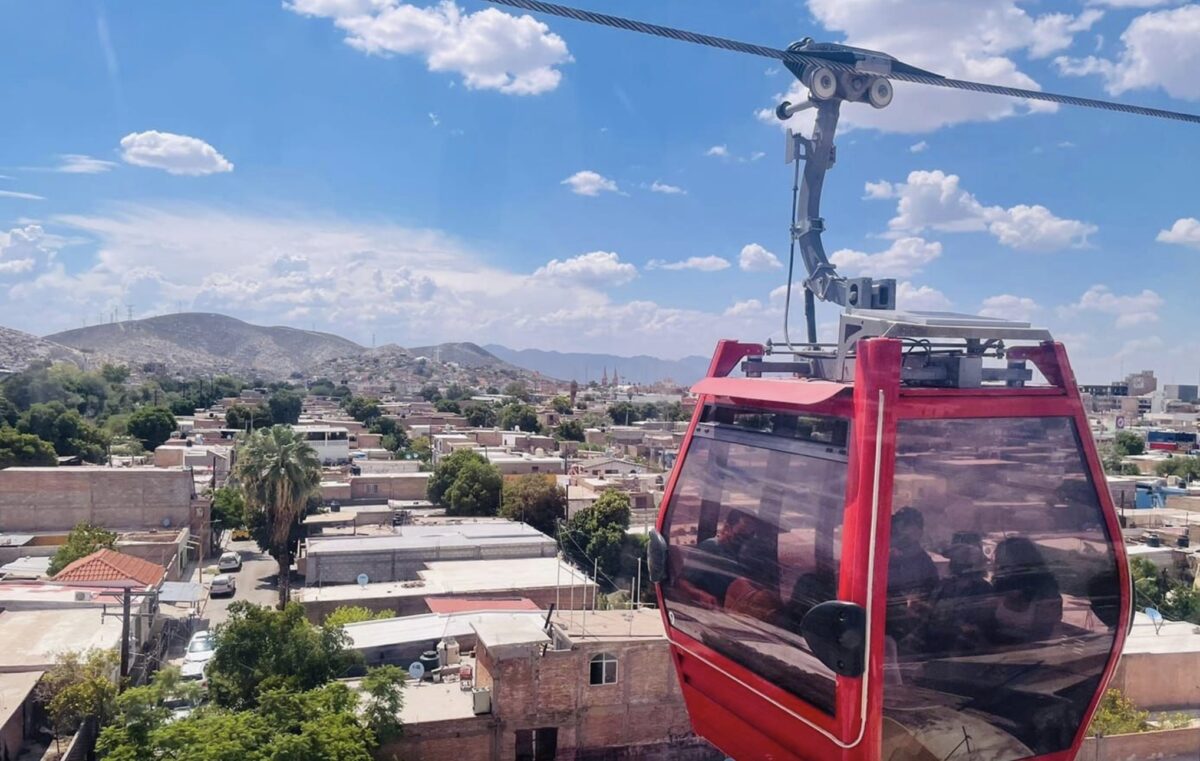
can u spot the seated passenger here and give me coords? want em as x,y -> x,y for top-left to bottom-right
723,540 -> 783,623
667,546 -> 719,608
686,510 -> 760,602
913,543 -> 993,655
990,536 -> 1063,644
886,507 -> 939,651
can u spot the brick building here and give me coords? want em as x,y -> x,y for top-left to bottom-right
380,609 -> 719,761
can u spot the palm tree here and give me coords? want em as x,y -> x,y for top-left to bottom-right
234,425 -> 321,609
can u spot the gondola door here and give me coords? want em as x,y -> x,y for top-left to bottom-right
649,339 -> 901,761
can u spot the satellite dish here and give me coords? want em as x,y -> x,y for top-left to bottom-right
356,573 -> 369,587
1145,606 -> 1164,634
408,661 -> 425,680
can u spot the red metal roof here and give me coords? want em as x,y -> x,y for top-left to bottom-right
425,597 -> 540,614
691,376 -> 848,407
52,549 -> 165,588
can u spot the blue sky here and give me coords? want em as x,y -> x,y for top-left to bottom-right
1,0 -> 1199,382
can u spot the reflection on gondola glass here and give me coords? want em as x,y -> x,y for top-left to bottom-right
661,405 -> 849,715
882,417 -> 1121,761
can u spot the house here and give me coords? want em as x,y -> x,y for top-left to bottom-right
52,548 -> 166,589
293,425 -> 351,464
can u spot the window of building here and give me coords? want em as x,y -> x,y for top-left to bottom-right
660,405 -> 849,716
515,727 -> 558,761
881,417 -> 1120,760
589,653 -> 618,686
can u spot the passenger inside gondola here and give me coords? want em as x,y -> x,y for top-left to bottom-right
885,507 -> 938,653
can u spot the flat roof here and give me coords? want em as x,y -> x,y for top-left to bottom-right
552,608 -> 666,641
1124,611 -> 1200,655
397,670 -> 480,723
426,598 -> 540,614
299,557 -> 593,602
306,523 -> 552,555
0,670 -> 42,731
474,617 -> 549,649
345,610 -> 545,650
0,608 -> 123,671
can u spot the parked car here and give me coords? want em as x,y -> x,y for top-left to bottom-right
210,574 -> 237,597
180,659 -> 207,682
230,528 -> 251,541
184,631 -> 215,664
163,694 -> 201,722
217,551 -> 242,572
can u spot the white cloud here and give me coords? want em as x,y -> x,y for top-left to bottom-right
829,237 -> 943,277
1087,0 -> 1174,7
649,181 -> 686,195
561,170 -> 618,197
0,190 -> 45,201
120,131 -> 234,176
909,141 -> 928,153
739,243 -> 782,272
724,299 -> 763,317
979,294 -> 1039,322
749,151 -> 766,161
1115,336 -> 1164,359
532,251 -> 636,286
287,0 -> 571,95
1055,5 -> 1200,99
428,112 -> 440,127
705,145 -> 729,158
1061,284 -> 1164,327
646,255 -> 731,272
55,154 -> 117,174
761,0 -> 1103,133
0,225 -> 59,277
1156,217 -> 1200,248
897,282 -> 952,311
870,170 -> 1096,250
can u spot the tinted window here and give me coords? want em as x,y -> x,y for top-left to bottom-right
662,406 -> 849,715
882,417 -> 1120,760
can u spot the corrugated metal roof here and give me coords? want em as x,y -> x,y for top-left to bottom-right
426,597 -> 540,614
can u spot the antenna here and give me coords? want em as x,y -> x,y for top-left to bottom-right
126,304 -> 134,322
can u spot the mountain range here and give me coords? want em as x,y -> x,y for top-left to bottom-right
0,313 -> 706,384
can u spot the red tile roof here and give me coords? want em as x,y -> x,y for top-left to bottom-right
52,549 -> 165,588
425,597 -> 540,614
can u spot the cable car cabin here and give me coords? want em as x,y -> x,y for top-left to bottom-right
647,311 -> 1130,761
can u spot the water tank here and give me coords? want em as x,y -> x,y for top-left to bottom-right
1146,532 -> 1162,548
1177,533 -> 1190,548
419,650 -> 439,680
437,637 -> 461,668
472,688 -> 491,715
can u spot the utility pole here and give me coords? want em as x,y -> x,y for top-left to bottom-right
126,304 -> 134,322
120,587 -> 132,679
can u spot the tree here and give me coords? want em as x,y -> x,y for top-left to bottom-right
1155,456 -> 1200,481
100,364 -> 131,385
498,403 -> 540,433
434,398 -> 461,414
38,649 -> 119,744
501,475 -> 566,536
444,383 -> 472,401
463,403 -> 498,428
556,419 -> 585,442
211,485 -> 247,532
419,383 -> 442,402
324,605 -> 396,629
206,601 -> 361,710
606,401 -> 642,425
343,396 -> 382,424
427,450 -> 502,515
561,491 -> 632,579
49,523 -> 117,575
361,665 -> 405,744
235,426 -> 321,608
502,381 -> 532,403
550,395 -> 572,415
445,459 -> 503,516
226,403 -> 272,431
18,401 -> 108,462
410,436 -> 432,467
0,427 -> 57,468
268,390 -> 304,425
1113,431 -> 1145,457
127,406 -> 176,450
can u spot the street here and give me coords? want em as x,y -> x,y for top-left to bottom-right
200,539 -> 282,627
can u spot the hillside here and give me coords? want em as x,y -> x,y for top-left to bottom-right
484,345 -> 709,385
0,326 -> 94,372
407,342 -> 513,370
46,313 -> 365,378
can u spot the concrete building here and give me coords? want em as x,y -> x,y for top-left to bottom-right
299,557 -> 594,620
344,607 -> 545,665
293,425 -> 351,464
484,452 -> 566,476
0,671 -> 41,760
301,522 -> 557,586
380,609 -> 718,761
0,467 -> 212,556
1125,370 -> 1157,396
1165,384 -> 1199,403
349,472 -> 430,502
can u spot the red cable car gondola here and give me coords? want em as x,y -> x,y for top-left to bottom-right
469,3 -> 1189,758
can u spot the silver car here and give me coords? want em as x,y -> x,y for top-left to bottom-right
210,574 -> 236,597
217,551 -> 242,572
